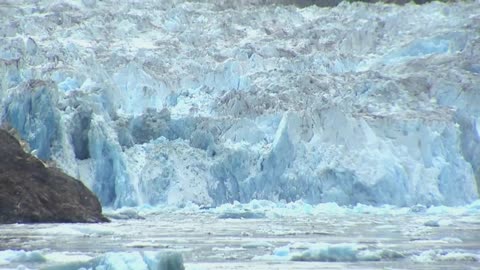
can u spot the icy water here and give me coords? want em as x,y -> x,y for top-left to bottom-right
1,203 -> 480,270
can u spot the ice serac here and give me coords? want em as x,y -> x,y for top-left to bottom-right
0,0 -> 479,208
2,80 -> 60,160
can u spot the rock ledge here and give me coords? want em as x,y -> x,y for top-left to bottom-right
0,129 -> 108,223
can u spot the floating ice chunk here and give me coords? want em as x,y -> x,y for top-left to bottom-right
43,252 -> 93,264
15,265 -> 34,270
440,237 -> 463,243
37,224 -> 115,237
290,243 -> 363,262
424,220 -> 440,227
439,252 -> 479,262
37,226 -> 85,236
273,246 -> 290,257
103,207 -> 144,220
208,200 -> 414,219
217,211 -> 266,219
41,252 -> 94,270
410,204 -> 427,213
98,252 -> 149,270
357,249 -> 405,261
425,204 -> 471,215
411,250 -> 479,263
252,246 -> 291,262
143,251 -> 185,270
123,242 -> 163,248
467,200 -> 480,211
0,250 -> 46,265
352,204 -> 410,215
70,224 -> 116,236
241,241 -> 274,249
256,243 -> 404,263
43,251 -> 185,270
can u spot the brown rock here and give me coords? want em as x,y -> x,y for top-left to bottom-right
0,129 -> 108,223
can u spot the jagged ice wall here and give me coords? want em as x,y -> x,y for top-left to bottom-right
1,0 -> 479,208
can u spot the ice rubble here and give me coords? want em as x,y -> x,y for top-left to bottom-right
1,0 -> 479,207
0,250 -> 184,270
254,242 -> 480,263
102,198 -> 480,221
0,250 -> 45,266
410,250 -> 480,263
253,242 -> 405,262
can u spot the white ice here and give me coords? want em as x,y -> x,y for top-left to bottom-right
253,242 -> 405,262
0,0 -> 479,208
0,250 -> 184,270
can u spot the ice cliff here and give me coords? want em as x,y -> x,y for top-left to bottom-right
1,0 -> 479,208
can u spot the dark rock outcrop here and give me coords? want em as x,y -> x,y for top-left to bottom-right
0,129 -> 108,223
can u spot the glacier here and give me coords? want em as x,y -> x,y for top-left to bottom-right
1,0 -> 479,208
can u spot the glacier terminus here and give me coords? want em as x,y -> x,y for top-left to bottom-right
1,0 -> 480,209
1,0 -> 480,208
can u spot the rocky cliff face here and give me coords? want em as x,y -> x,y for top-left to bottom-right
0,129 -> 107,223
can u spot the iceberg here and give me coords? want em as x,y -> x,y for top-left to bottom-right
0,250 -> 184,270
253,243 -> 404,262
411,250 -> 479,263
1,0 -> 479,208
0,250 -> 46,265
91,251 -> 184,270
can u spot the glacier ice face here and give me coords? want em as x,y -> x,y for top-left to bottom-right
2,80 -> 60,159
1,0 -> 479,207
